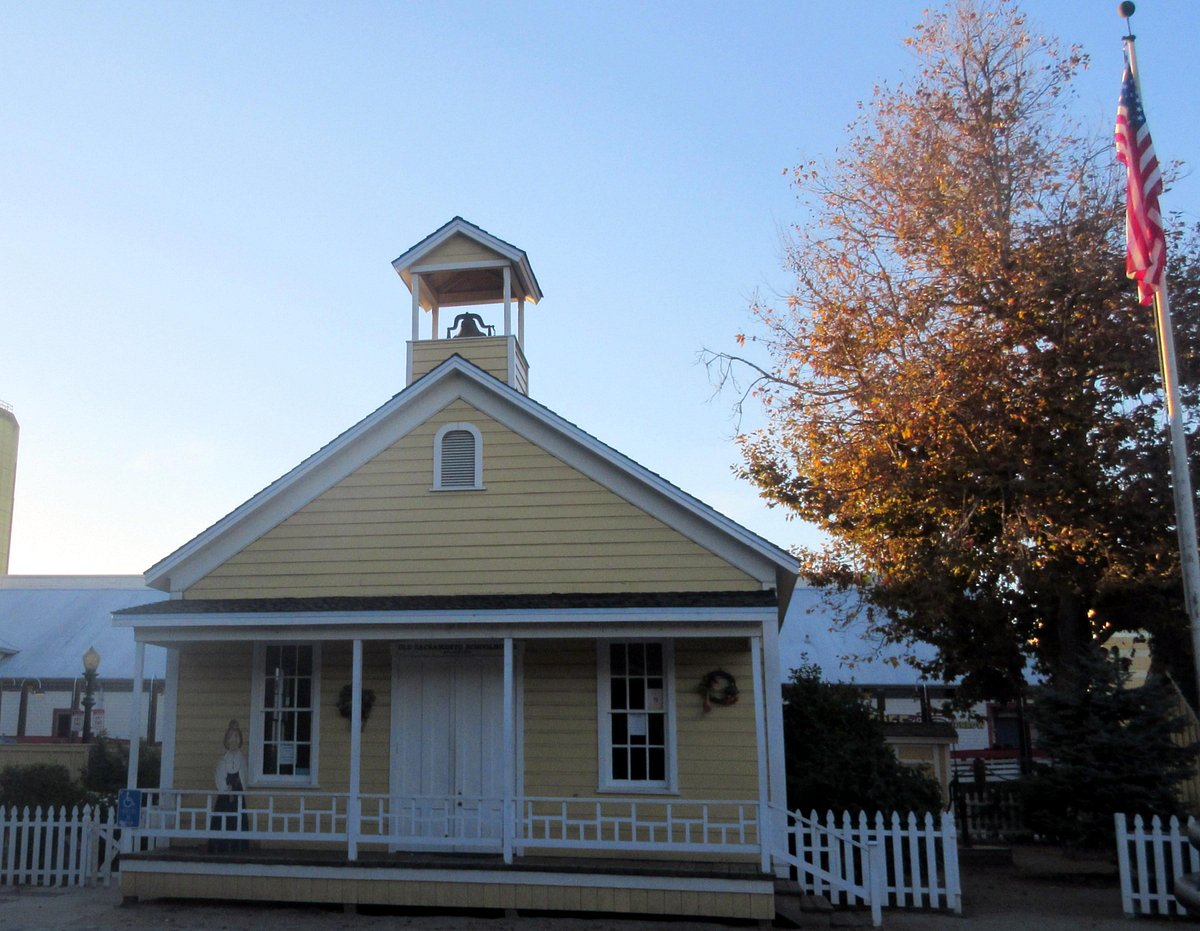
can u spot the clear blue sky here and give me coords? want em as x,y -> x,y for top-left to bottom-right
2,1 -> 1197,575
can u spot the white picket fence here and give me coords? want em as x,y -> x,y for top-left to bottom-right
0,804 -> 119,887
778,807 -> 962,923
1115,812 -> 1200,917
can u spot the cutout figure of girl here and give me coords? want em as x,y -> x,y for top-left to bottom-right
209,719 -> 249,852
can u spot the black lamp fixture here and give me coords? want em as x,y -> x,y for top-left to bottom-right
81,645 -> 101,742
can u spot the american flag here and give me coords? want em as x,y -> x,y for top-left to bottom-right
1115,59 -> 1166,306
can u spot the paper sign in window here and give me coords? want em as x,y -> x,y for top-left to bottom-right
646,689 -> 664,711
278,744 -> 297,766
628,713 -> 648,737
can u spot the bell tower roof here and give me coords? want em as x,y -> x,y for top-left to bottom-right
391,217 -> 542,309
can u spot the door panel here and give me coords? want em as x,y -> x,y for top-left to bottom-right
391,650 -> 505,845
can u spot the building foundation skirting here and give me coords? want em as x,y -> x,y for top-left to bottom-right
120,860 -> 775,919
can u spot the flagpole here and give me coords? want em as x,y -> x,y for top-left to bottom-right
1123,27 -> 1200,705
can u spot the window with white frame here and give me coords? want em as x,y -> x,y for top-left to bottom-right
599,641 -> 674,790
251,643 -> 320,785
433,422 -> 484,490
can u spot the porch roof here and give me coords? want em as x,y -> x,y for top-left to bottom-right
112,590 -> 778,643
114,589 -> 777,617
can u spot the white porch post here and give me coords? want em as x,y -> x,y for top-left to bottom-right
750,635 -> 771,874
348,638 -> 363,861
517,297 -> 525,347
158,648 -> 180,791
503,636 -> 515,864
432,302 -> 439,340
122,641 -> 146,854
503,265 -> 512,336
762,617 -> 788,876
411,274 -> 422,341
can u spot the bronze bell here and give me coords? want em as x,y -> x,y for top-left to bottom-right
447,312 -> 493,339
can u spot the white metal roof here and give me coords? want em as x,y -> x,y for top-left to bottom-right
0,576 -> 168,681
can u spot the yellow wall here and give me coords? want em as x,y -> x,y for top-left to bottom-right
0,743 -> 89,781
0,407 -> 18,574
411,336 -> 512,384
185,399 -> 758,599
172,637 -> 761,805
122,865 -> 774,919
522,638 -> 761,802
419,233 -> 500,267
172,642 -> 391,794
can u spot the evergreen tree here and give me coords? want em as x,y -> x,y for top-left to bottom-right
1023,648 -> 1198,846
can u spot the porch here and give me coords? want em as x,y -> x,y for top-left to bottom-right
119,788 -> 773,919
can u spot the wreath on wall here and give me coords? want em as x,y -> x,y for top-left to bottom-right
696,670 -> 739,712
337,685 -> 376,725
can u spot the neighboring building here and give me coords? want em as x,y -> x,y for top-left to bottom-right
0,402 -> 17,574
115,219 -> 798,922
0,576 -> 169,743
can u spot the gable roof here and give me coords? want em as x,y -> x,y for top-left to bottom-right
145,355 -> 796,597
0,576 -> 168,680
391,217 -> 543,308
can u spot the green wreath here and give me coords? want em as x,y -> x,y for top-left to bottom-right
697,670 -> 739,711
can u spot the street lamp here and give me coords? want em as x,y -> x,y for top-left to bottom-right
81,645 -> 101,742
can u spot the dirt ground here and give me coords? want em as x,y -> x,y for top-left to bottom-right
0,847 -> 1148,931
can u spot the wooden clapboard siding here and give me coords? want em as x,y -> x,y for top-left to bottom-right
172,642 -> 390,794
312,642 -> 391,794
185,399 -> 757,599
522,640 -> 598,797
411,337 -> 510,383
521,638 -> 762,803
675,639 -> 760,800
172,643 -> 253,790
121,865 -> 774,919
420,232 -> 498,266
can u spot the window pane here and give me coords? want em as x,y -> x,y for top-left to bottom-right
631,748 -> 647,781
612,747 -> 628,781
610,644 -> 626,675
297,678 -> 311,709
646,642 -> 662,673
628,678 -> 645,710
649,748 -> 665,781
611,678 -> 627,710
628,643 -> 645,676
649,714 -> 664,744
297,646 -> 312,676
612,713 -> 627,744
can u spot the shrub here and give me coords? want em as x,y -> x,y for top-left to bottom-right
0,763 -> 92,812
783,663 -> 944,815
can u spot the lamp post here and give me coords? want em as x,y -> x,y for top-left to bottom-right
81,645 -> 101,742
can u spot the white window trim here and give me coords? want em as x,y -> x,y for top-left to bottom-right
432,422 -> 485,491
596,639 -> 678,794
249,641 -> 322,787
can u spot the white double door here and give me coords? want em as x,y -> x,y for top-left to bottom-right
390,649 -> 506,845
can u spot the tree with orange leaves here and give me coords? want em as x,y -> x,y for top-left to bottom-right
715,1 -> 1200,700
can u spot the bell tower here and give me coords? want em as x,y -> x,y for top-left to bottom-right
392,218 -> 542,394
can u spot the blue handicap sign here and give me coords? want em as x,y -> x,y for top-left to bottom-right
117,789 -> 143,827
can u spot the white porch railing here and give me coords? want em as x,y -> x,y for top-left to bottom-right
137,789 -> 350,843
131,789 -> 761,858
520,797 -> 760,854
